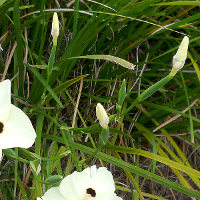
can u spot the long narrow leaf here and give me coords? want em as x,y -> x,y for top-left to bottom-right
26,64 -> 64,108
68,55 -> 135,70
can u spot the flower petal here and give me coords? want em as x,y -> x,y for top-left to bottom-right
173,36 -> 189,62
0,79 -> 11,121
0,104 -> 36,149
91,166 -> 116,200
51,13 -> 59,39
96,103 -> 109,129
59,170 -> 88,199
172,36 -> 189,71
39,187 -> 66,200
59,165 -> 115,200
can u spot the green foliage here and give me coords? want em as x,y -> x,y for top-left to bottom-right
1,0 -> 200,199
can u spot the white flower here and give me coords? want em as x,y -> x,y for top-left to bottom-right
0,80 -> 36,159
172,36 -> 189,72
51,12 -> 59,39
96,103 -> 109,129
38,165 -> 123,200
37,187 -> 66,200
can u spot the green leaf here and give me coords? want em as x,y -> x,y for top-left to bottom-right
117,79 -> 126,116
118,79 -> 126,106
136,75 -> 171,102
3,149 -> 29,163
45,175 -> 63,185
68,55 -> 135,70
151,136 -> 157,174
142,101 -> 200,123
8,5 -> 34,11
156,1 -> 200,6
26,64 -> 64,108
82,93 -> 111,104
45,75 -> 88,104
99,127 -> 110,146
0,0 -> 8,6
13,0 -> 24,95
122,75 -> 172,116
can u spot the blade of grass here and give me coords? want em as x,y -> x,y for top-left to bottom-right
142,101 -> 200,123
67,55 -> 135,70
26,64 -> 64,108
13,0 -> 24,95
188,51 -> 200,81
156,1 -> 200,6
180,72 -> 194,143
72,0 -> 80,38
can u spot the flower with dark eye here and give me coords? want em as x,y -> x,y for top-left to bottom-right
0,80 -> 36,160
37,165 -> 123,200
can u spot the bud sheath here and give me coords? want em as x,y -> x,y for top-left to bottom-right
96,103 -> 109,129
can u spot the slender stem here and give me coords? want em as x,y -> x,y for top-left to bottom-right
180,72 -> 194,143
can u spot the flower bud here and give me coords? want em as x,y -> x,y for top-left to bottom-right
172,36 -> 189,72
51,13 -> 59,39
96,103 -> 109,129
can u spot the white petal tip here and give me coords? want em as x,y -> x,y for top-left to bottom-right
96,103 -> 109,128
172,36 -> 189,72
51,12 -> 59,39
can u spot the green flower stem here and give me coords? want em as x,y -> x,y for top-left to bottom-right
122,75 -> 172,116
14,148 -> 18,198
60,129 -> 82,171
47,43 -> 57,82
180,72 -> 194,143
85,127 -> 109,164
21,148 -> 71,161
169,68 -> 178,78
41,38 -> 57,106
3,149 -> 29,164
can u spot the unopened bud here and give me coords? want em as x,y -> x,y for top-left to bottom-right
96,103 -> 109,129
51,13 -> 59,39
170,36 -> 189,77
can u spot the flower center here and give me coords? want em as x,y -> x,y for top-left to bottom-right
86,188 -> 96,197
0,122 -> 4,134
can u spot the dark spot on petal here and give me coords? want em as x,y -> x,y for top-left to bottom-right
0,122 -> 4,134
86,188 -> 96,197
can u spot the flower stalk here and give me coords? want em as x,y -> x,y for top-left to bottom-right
47,13 -> 59,80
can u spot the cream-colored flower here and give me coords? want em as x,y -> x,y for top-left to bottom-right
37,187 -> 66,200
38,165 -> 122,200
96,103 -> 109,129
0,80 -> 36,159
51,12 -> 59,39
172,36 -> 189,72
